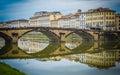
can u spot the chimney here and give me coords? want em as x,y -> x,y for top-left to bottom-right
77,9 -> 81,13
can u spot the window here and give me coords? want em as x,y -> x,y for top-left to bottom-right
109,17 -> 111,19
109,12 -> 111,15
112,17 -> 114,19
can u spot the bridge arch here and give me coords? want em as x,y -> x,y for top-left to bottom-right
18,28 -> 60,42
102,32 -> 118,41
0,28 -> 101,43
65,30 -> 94,41
0,32 -> 12,44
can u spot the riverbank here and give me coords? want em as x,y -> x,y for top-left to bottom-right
0,62 -> 26,75
21,34 -> 49,40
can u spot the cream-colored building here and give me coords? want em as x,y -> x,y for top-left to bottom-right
29,16 -> 39,27
58,14 -> 80,28
50,20 -> 59,28
30,11 -> 63,27
3,19 -> 29,28
115,14 -> 120,31
0,22 -> 4,28
86,7 -> 116,31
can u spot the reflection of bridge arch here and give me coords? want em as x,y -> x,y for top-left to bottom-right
103,32 -> 118,41
33,41 -> 94,56
1,41 -> 120,58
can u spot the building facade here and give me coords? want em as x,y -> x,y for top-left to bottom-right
29,16 -> 39,27
0,22 -> 4,28
3,19 -> 29,28
30,11 -> 63,27
0,7 -> 119,30
115,14 -> 120,31
50,20 -> 59,28
86,7 -> 116,31
58,14 -> 80,28
79,12 -> 87,29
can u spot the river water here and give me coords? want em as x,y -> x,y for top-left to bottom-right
0,36 -> 120,75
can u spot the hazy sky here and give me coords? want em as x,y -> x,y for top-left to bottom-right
0,0 -> 120,21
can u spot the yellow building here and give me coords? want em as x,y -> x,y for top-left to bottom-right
85,51 -> 117,69
115,14 -> 120,31
86,7 -> 116,31
50,13 -> 63,28
50,13 -> 63,21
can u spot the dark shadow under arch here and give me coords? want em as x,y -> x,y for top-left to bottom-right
0,32 -> 12,55
65,30 -> 93,41
103,32 -> 118,41
0,32 -> 12,44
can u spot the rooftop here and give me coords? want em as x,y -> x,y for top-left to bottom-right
34,11 -> 61,16
5,19 -> 29,23
87,7 -> 116,13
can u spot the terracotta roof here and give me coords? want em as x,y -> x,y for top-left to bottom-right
59,13 -> 79,19
5,19 -> 28,23
87,7 -> 116,13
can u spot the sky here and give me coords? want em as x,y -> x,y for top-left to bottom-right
0,0 -> 120,21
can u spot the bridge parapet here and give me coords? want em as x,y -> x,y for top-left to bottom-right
0,29 -> 31,43
0,27 -> 113,43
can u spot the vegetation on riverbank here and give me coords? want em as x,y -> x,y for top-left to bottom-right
0,62 -> 26,75
66,34 -> 82,41
21,34 -> 49,40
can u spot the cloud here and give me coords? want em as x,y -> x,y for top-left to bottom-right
0,0 -> 120,21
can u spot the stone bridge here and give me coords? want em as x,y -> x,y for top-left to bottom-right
0,27 -> 117,43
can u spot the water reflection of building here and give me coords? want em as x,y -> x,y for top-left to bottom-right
38,56 -> 62,61
65,42 -> 80,49
18,39 -> 49,53
85,51 -> 116,69
65,54 -> 86,63
0,37 -> 5,49
65,50 -> 120,69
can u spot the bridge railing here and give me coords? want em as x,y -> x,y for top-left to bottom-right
0,26 -> 119,32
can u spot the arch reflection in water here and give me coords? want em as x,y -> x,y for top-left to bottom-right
0,37 -> 5,49
18,39 -> 49,53
65,33 -> 82,49
65,42 -> 81,49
